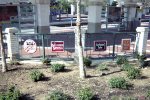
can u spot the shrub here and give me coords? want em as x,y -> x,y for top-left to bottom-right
135,53 -> 147,68
146,90 -> 150,98
0,86 -> 21,100
97,63 -> 109,71
42,58 -> 51,65
116,56 -> 128,65
127,68 -> 141,79
10,60 -> 21,65
30,70 -> 45,82
46,91 -> 68,100
109,77 -> 129,89
77,88 -> 94,100
51,64 -> 65,72
122,63 -> 133,71
83,57 -> 92,67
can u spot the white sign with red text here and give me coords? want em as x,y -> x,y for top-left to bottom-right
51,41 -> 64,52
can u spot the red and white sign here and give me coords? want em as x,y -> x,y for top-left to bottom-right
23,39 -> 37,54
51,41 -> 64,52
121,39 -> 131,51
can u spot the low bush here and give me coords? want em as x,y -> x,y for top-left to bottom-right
30,70 -> 45,82
146,90 -> 150,98
0,86 -> 21,100
77,87 -> 94,100
41,58 -> 51,65
116,56 -> 128,65
51,64 -> 65,72
122,63 -> 133,71
109,77 -> 129,89
46,91 -> 68,100
83,57 -> 92,67
97,63 -> 109,71
127,68 -> 141,79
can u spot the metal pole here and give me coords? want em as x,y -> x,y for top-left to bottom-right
42,34 -> 45,59
112,33 -> 116,61
0,25 -> 7,72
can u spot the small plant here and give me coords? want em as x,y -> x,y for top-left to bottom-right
51,64 -> 65,72
77,87 -> 94,100
30,70 -> 45,82
109,77 -> 129,89
137,55 -> 147,68
97,63 -> 109,71
46,91 -> 68,100
10,59 -> 21,65
0,86 -> 21,100
122,63 -> 133,71
42,58 -> 51,65
116,56 -> 128,65
83,57 -> 92,67
146,90 -> 150,99
127,68 -> 141,79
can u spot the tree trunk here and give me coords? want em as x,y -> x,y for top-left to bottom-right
0,26 -> 7,72
76,0 -> 86,79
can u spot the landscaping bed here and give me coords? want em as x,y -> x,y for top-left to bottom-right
0,59 -> 150,99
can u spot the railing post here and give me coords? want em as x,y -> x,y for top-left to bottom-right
42,34 -> 45,59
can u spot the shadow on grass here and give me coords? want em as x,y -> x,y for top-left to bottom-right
86,65 -> 98,69
63,69 -> 72,73
92,95 -> 101,100
20,94 -> 34,100
86,75 -> 99,78
141,76 -> 149,80
100,70 -> 122,77
20,66 -> 50,71
41,77 -> 51,81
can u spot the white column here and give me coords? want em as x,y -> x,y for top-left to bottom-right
71,4 -> 75,15
135,27 -> 149,55
35,0 -> 50,34
5,27 -> 19,60
87,0 -> 103,33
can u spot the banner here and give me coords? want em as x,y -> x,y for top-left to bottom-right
51,41 -> 64,52
122,39 -> 131,51
94,40 -> 107,51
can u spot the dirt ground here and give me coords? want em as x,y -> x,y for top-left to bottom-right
0,61 -> 150,100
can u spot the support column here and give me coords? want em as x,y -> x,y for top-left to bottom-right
135,27 -> 149,55
87,0 -> 103,33
124,0 -> 137,31
71,4 -> 75,15
35,0 -> 50,34
5,27 -> 19,60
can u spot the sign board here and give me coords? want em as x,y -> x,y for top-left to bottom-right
23,39 -> 37,54
51,41 -> 64,52
94,40 -> 107,51
121,39 -> 131,51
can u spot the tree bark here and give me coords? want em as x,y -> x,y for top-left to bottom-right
76,0 -> 86,79
0,26 -> 7,72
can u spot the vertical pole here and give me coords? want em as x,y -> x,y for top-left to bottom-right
112,33 -> 116,61
106,4 -> 109,31
42,34 -> 45,59
0,26 -> 7,72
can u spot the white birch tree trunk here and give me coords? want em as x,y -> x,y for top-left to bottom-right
76,0 -> 86,79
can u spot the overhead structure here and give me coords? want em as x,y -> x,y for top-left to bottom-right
87,0 -> 104,33
0,0 -> 50,34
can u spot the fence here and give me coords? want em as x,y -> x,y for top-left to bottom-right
13,31 -> 138,60
16,33 -> 75,60
84,32 -> 136,59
